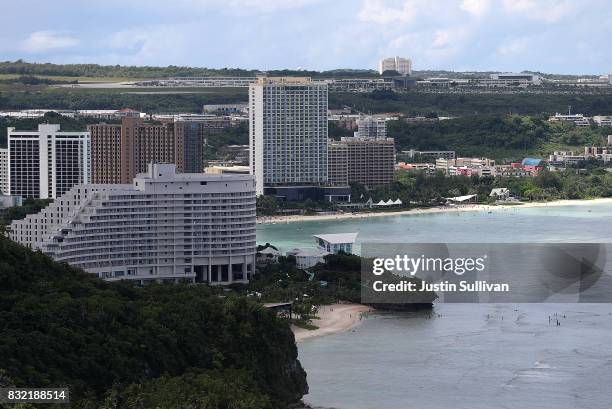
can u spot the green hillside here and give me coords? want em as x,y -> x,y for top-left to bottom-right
0,234 -> 307,408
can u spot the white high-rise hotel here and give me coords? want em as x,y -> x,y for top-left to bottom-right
379,56 -> 412,76
249,77 -> 328,195
8,124 -> 90,199
0,148 -> 8,194
10,164 -> 256,285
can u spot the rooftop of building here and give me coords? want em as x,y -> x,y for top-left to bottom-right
313,233 -> 358,244
136,164 -> 254,183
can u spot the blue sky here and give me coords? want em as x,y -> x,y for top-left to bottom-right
1,0 -> 611,74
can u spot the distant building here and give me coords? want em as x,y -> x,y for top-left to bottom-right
329,137 -> 395,188
592,116 -> 612,127
405,149 -> 456,160
0,109 -> 75,119
249,77 -> 329,195
490,188 -> 510,200
175,121 -> 205,173
548,113 -> 590,127
326,78 -> 393,92
0,148 -> 8,194
436,157 -> 495,169
8,124 -> 90,199
0,194 -> 22,209
205,165 -> 250,175
76,108 -> 143,120
379,56 -> 412,75
152,114 -> 232,135
327,143 -> 349,186
88,117 -> 200,183
136,77 -> 257,88
355,116 -> 387,139
9,164 -> 256,285
549,151 -> 586,165
472,73 -> 541,87
202,103 -> 248,115
521,158 -> 545,173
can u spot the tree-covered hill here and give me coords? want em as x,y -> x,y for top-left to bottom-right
0,234 -> 307,408
389,114 -> 612,160
331,90 -> 612,117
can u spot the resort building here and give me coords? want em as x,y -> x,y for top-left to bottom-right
379,56 -> 412,75
313,233 -> 358,254
249,77 -> 329,195
7,124 -> 90,199
88,117 -> 202,183
327,143 -> 349,186
354,116 -> 387,140
286,248 -> 330,269
404,149 -> 456,160
329,137 -> 395,188
0,148 -> 8,194
9,164 -> 256,285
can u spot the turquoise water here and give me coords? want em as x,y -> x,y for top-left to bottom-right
257,203 -> 612,409
257,203 -> 612,252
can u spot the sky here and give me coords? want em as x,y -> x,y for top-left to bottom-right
1,0 -> 611,74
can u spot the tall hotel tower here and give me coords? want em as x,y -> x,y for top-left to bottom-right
249,77 -> 328,196
88,117 -> 195,184
7,124 -> 90,199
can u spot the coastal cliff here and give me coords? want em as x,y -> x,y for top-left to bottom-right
0,234 -> 307,408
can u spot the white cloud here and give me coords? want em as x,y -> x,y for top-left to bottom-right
502,0 -> 574,23
141,0 -> 326,14
358,0 -> 417,24
460,0 -> 490,16
432,27 -> 467,49
388,33 -> 420,50
20,31 -> 79,53
497,37 -> 529,55
106,25 -> 191,65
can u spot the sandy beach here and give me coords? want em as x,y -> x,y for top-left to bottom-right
293,303 -> 373,343
258,198 -> 612,225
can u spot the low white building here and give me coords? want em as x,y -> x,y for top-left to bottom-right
490,188 -> 510,200
257,246 -> 282,264
313,233 -> 358,254
0,194 -> 22,208
9,164 -> 256,285
286,248 -> 330,269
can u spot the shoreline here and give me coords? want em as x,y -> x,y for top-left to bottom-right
258,198 -> 612,225
292,303 -> 373,343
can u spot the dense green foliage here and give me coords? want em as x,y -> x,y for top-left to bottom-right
203,122 -> 249,163
0,61 -> 379,80
0,61 -> 258,79
0,87 -> 248,113
0,112 -> 107,147
331,90 -> 612,116
0,236 -> 307,408
389,115 -> 612,160
250,253 -> 435,312
0,198 -> 51,226
362,168 -> 612,205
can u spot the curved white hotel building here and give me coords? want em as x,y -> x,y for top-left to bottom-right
9,164 -> 256,285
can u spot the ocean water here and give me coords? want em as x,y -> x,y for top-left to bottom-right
257,203 -> 612,409
256,203 -> 612,252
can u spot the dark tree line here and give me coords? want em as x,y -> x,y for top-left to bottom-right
0,235 -> 307,408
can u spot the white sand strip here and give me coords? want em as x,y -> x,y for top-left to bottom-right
293,303 -> 373,343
